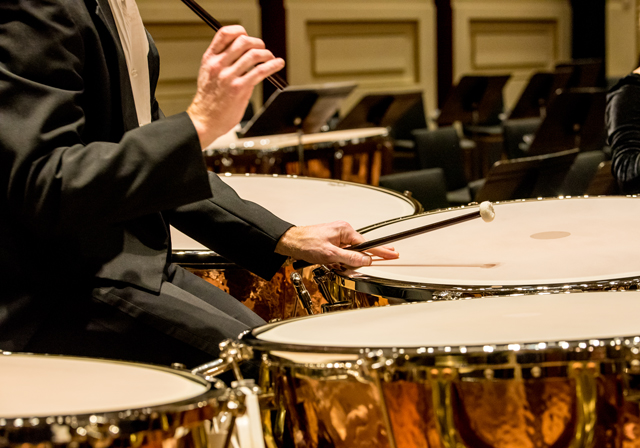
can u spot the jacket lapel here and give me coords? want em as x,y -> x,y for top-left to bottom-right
93,0 -> 140,131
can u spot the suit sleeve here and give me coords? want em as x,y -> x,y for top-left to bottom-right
607,73 -> 640,194
167,172 -> 294,280
0,0 -> 212,237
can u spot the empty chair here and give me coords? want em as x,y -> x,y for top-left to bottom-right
379,168 -> 449,212
475,149 -> 578,202
502,117 -> 542,159
557,150 -> 607,196
530,149 -> 580,197
585,160 -> 620,195
413,127 -> 472,205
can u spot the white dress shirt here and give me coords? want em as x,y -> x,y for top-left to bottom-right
106,0 -> 152,126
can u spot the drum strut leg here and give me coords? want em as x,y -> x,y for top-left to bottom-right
369,361 -> 398,448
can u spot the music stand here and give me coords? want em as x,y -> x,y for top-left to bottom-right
555,58 -> 605,89
239,82 -> 357,138
508,69 -> 573,119
436,75 -> 511,126
333,91 -> 424,131
526,88 -> 606,156
475,148 -> 578,202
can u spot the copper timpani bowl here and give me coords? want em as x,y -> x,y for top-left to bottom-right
171,174 -> 421,321
236,290 -> 640,448
0,352 -> 249,448
311,196 -> 640,309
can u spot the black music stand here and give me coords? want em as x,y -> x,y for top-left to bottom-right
526,88 -> 606,156
333,91 -> 425,131
436,75 -> 511,127
555,58 -> 606,89
475,148 -> 578,202
508,69 -> 573,119
239,82 -> 357,138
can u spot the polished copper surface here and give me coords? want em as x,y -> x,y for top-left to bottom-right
188,265 -> 327,321
383,380 -> 441,448
254,358 -> 640,448
455,378 -> 575,447
204,134 -> 390,186
281,372 -> 388,448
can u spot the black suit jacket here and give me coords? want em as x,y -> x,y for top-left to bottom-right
0,0 -> 292,360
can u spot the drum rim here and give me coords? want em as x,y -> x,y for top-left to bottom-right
204,126 -> 389,154
0,352 -> 226,426
241,292 -> 640,363
217,173 -> 422,222
171,173 -> 422,261
332,195 -> 640,299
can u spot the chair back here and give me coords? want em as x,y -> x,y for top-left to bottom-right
557,150 -> 607,196
379,168 -> 449,212
585,160 -> 619,195
475,149 -> 578,202
413,127 -> 468,191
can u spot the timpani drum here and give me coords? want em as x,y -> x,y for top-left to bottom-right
236,290 -> 640,448
312,196 -> 640,308
0,353 -> 262,448
204,128 -> 391,185
171,174 -> 421,321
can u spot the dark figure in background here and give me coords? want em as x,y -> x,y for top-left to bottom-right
0,0 -> 397,368
607,68 -> 640,193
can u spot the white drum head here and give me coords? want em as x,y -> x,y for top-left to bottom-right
255,290 -> 640,350
0,355 -> 208,418
355,197 -> 640,286
171,175 -> 416,251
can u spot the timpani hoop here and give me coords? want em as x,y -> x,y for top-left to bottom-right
171,174 -> 421,266
203,127 -> 391,176
205,127 -> 391,154
234,290 -> 640,447
170,174 -> 422,321
0,352 -> 244,447
317,195 -> 640,306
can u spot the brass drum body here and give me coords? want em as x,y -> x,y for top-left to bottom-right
0,353 -> 250,448
171,174 -> 420,322
203,127 -> 392,185
314,196 -> 640,309
240,291 -> 640,448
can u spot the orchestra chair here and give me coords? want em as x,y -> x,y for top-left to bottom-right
557,150 -> 608,196
474,148 -> 578,202
412,126 -> 474,205
585,160 -> 620,195
502,118 -> 542,159
379,168 -> 449,212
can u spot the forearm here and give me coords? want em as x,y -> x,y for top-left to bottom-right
167,172 -> 293,280
607,73 -> 640,194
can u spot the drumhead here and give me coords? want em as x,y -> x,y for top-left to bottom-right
0,354 -> 209,418
171,175 -> 417,251
352,197 -> 640,286
253,290 -> 640,351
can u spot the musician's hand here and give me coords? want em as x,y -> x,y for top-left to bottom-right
275,222 -> 399,267
187,25 -> 285,148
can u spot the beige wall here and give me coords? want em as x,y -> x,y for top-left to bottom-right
606,0 -> 639,78
285,0 -> 437,123
138,0 -> 261,117
452,0 -> 571,111
139,0 -> 640,123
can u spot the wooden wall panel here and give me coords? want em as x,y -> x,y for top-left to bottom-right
285,0 -> 437,123
606,0 -> 639,78
138,0 -> 261,117
452,0 -> 571,111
